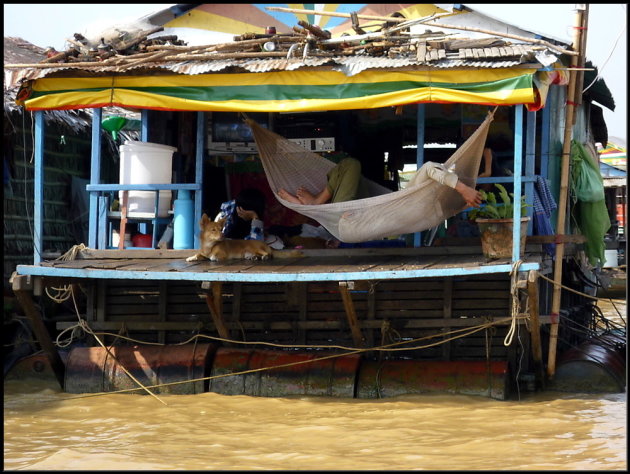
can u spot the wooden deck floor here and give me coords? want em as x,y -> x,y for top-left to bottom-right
17,246 -> 543,283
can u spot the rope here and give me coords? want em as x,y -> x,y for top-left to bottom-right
57,315 -> 529,401
504,260 -> 523,346
60,314 -> 527,355
537,271 -> 607,301
46,254 -> 620,398
77,319 -> 167,406
44,244 -> 87,303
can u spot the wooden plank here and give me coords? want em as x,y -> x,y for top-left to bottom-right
417,41 -> 427,61
442,277 -> 453,360
42,259 -> 110,269
138,259 -> 208,272
339,282 -> 366,347
96,280 -> 106,323
17,255 -> 540,281
158,281 -> 167,344
58,314 -> 548,333
298,283 -> 308,344
237,256 -> 308,273
527,270 -> 545,389
106,258 -> 184,271
231,282 -> 242,323
118,190 -> 129,250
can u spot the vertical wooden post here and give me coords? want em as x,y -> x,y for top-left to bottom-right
88,108 -> 102,249
525,110 -> 536,234
527,271 -> 545,389
33,111 -> 44,264
141,109 -> 149,142
339,281 -> 365,347
118,190 -> 129,249
205,281 -> 230,340
512,105 -> 524,262
194,111 -> 205,250
414,103 -> 426,248
548,5 -> 587,379
12,275 -> 65,389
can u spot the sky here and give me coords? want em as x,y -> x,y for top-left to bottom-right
3,3 -> 627,143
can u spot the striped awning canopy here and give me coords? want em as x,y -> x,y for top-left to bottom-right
10,3 -> 572,113
17,66 -> 554,113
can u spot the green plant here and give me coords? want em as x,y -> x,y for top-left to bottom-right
468,183 -> 529,220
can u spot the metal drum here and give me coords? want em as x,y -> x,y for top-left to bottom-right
209,348 -> 361,397
65,343 -> 216,394
356,360 -> 509,400
550,332 -> 626,393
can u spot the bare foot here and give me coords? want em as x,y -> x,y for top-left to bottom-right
296,187 -> 317,205
277,188 -> 301,204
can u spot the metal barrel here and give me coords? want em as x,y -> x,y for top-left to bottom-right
209,348 -> 361,397
65,343 -> 216,394
551,332 -> 626,393
356,360 -> 509,400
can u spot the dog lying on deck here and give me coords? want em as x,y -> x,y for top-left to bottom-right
186,214 -> 302,262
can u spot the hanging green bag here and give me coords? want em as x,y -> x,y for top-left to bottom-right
569,140 -> 610,266
571,141 -> 605,202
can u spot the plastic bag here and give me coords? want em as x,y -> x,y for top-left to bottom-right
571,141 -> 605,202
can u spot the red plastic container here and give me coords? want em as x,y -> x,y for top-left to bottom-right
132,233 -> 153,248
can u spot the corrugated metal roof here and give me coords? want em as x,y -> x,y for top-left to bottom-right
5,48 -> 556,87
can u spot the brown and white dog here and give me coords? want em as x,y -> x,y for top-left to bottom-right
186,214 -> 301,262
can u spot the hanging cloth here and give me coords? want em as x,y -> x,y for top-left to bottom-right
533,175 -> 558,257
248,109 -> 495,243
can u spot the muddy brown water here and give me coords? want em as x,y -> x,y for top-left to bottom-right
3,298 -> 626,470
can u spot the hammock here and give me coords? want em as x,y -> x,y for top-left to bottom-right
248,109 -> 494,243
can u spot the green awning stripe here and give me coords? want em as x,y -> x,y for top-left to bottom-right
29,76 -> 532,102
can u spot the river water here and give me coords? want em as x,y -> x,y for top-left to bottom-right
3,298 -> 626,471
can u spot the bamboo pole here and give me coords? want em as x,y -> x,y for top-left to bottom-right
546,4 -> 587,380
572,6 -> 589,124
265,6 -> 408,23
422,20 -> 578,57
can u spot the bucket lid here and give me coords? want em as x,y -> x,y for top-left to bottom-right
121,141 -> 177,152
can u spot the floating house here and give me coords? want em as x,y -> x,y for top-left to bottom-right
5,4 -> 624,399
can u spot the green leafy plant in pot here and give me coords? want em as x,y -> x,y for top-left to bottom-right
468,183 -> 530,259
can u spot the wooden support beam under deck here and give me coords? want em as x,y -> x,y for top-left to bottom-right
339,281 -> 366,347
11,274 -> 66,389
203,281 -> 231,340
527,270 -> 545,389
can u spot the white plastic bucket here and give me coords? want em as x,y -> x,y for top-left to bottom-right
119,141 -> 176,216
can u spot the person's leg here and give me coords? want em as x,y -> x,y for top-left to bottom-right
326,157 -> 362,203
296,185 -> 331,204
277,157 -> 362,205
277,188 -> 302,204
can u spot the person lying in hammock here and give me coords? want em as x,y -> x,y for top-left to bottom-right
278,157 -> 483,209
278,157 -> 367,205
